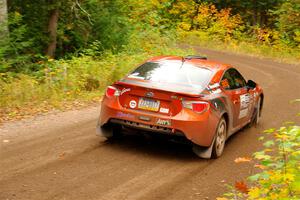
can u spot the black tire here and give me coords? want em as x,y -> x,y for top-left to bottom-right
253,97 -> 261,126
248,96 -> 261,128
102,124 -> 123,140
211,117 -> 227,158
109,124 -> 123,139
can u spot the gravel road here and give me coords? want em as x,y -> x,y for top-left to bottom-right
1,48 -> 300,200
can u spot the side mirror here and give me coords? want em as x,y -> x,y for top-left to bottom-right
247,80 -> 256,90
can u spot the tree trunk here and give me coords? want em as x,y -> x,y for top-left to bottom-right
260,10 -> 267,27
46,8 -> 59,58
252,0 -> 258,26
0,0 -> 8,39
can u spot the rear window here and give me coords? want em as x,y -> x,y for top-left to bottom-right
128,61 -> 213,91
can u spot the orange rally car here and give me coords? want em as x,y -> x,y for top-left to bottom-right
97,55 -> 264,158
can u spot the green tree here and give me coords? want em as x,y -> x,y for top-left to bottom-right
274,0 -> 300,48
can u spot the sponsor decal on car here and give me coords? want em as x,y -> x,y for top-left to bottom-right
239,108 -> 249,119
121,88 -> 131,95
211,97 -> 226,111
239,94 -> 252,119
240,94 -> 250,109
129,100 -> 137,108
159,107 -> 169,114
156,119 -> 171,126
116,112 -> 134,119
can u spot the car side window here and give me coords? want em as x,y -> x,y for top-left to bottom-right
229,68 -> 246,89
221,70 -> 235,90
221,68 -> 246,90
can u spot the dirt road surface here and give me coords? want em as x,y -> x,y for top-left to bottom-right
1,48 -> 300,200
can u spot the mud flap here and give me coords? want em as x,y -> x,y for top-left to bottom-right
192,136 -> 216,159
96,124 -> 113,138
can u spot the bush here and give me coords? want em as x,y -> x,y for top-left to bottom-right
0,34 -> 195,121
247,126 -> 300,199
220,120 -> 300,199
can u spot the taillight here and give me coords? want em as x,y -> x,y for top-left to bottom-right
182,101 -> 209,113
106,86 -> 120,97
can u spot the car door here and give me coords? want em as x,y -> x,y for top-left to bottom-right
228,68 -> 252,126
221,68 -> 249,129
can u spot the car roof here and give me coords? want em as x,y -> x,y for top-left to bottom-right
146,55 -> 231,71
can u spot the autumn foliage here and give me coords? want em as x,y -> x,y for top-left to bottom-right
220,123 -> 300,200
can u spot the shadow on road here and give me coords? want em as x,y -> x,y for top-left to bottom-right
100,132 -> 201,162
97,126 -> 260,162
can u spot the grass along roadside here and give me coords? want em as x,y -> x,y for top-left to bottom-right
179,31 -> 300,65
0,45 -> 195,124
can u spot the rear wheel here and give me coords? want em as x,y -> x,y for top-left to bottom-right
109,124 -> 123,139
211,118 -> 227,158
101,124 -> 123,139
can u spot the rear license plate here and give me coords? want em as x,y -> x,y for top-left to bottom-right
138,98 -> 160,111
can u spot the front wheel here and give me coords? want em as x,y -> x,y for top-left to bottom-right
248,97 -> 261,128
211,118 -> 227,158
254,97 -> 261,126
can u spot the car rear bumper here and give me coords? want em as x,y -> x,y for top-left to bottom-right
98,101 -> 218,147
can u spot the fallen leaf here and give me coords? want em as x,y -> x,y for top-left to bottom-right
58,152 -> 66,159
234,157 -> 252,163
254,164 -> 267,170
235,181 -> 249,193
